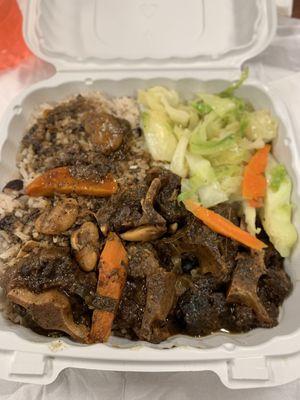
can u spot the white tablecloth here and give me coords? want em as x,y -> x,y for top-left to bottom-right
0,14 -> 300,400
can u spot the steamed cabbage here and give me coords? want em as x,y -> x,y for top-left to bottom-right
170,133 -> 190,178
261,157 -> 297,257
141,110 -> 177,162
243,202 -> 261,236
195,94 -> 236,118
245,110 -> 278,143
138,72 -> 297,257
219,67 -> 249,98
138,86 -> 192,127
179,154 -> 228,207
138,72 -> 287,212
190,134 -> 236,156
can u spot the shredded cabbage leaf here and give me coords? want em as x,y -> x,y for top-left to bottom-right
243,202 -> 261,236
245,110 -> 278,143
219,68 -> 249,98
195,94 -> 236,118
141,110 -> 177,162
260,157 -> 297,257
170,132 -> 190,178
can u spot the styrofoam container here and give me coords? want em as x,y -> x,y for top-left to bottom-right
0,0 -> 299,389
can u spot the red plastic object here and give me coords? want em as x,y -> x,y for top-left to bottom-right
0,0 -> 32,70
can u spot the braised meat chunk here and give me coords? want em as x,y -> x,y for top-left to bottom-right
115,278 -> 147,339
146,168 -> 187,223
127,243 -> 161,278
227,251 -> 273,325
8,288 -> 89,342
2,246 -> 97,305
259,244 -> 292,307
115,242 -> 176,343
96,177 -> 167,240
155,209 -> 239,283
84,111 -> 130,155
95,182 -> 148,232
176,275 -> 227,336
140,269 -> 176,342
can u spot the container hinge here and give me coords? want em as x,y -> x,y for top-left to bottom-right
10,351 -> 46,376
228,357 -> 270,381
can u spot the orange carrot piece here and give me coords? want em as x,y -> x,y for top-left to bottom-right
90,233 -> 128,343
90,311 -> 115,344
25,166 -> 117,197
184,199 -> 267,251
242,145 -> 271,208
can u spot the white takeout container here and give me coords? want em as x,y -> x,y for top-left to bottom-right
0,0 -> 299,389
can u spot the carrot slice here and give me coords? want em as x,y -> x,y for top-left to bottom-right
25,166 -> 117,197
184,199 -> 267,251
90,233 -> 128,343
242,145 -> 271,208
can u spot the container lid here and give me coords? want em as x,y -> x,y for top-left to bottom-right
23,0 -> 276,72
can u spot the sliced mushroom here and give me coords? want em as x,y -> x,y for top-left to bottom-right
227,251 -> 272,324
71,222 -> 100,271
35,198 -> 78,235
8,288 -> 89,342
120,225 -> 165,242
